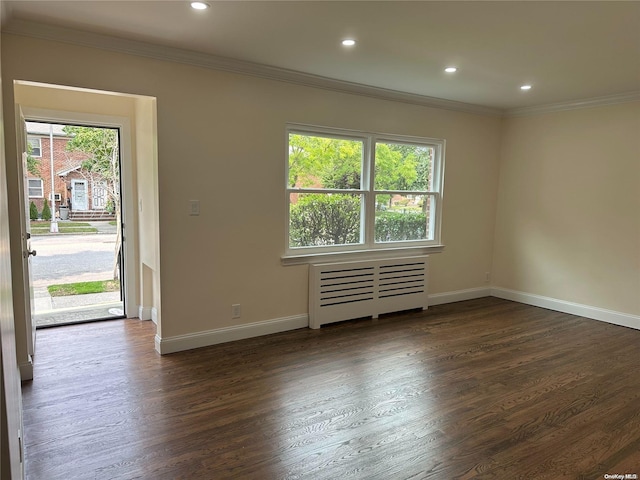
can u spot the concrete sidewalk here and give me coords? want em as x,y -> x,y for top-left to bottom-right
34,286 -> 124,327
88,221 -> 117,234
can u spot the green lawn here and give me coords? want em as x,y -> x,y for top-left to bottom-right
47,280 -> 120,297
30,221 -> 97,234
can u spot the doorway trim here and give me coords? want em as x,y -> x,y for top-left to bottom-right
20,106 -> 137,321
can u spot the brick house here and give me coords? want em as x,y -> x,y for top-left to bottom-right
26,122 -> 113,220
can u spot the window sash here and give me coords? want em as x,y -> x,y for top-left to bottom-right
28,136 -> 42,157
288,130 -> 366,191
288,192 -> 365,248
373,140 -> 435,193
286,125 -> 444,256
28,179 -> 43,198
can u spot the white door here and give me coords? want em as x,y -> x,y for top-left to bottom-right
92,180 -> 107,209
19,112 -> 36,361
72,179 -> 88,211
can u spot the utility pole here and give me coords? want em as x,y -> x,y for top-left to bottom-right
49,124 -> 58,233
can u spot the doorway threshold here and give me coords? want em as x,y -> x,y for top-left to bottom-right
35,301 -> 124,328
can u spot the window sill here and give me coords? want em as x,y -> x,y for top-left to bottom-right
281,245 -> 445,266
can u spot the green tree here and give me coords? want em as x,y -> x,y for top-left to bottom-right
289,135 -> 431,193
64,126 -> 119,195
374,143 -> 417,191
29,201 -> 39,221
64,126 -> 121,278
288,134 -> 362,189
26,142 -> 41,177
41,199 -> 51,221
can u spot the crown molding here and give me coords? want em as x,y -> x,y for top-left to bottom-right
3,19 -> 503,117
505,91 -> 640,117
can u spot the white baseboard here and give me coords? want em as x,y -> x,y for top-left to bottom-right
155,314 -> 309,355
428,287 -> 491,306
19,360 -> 33,381
151,307 -> 158,324
491,287 -> 640,331
138,305 -> 152,321
154,286 -> 639,355
154,288 -> 492,354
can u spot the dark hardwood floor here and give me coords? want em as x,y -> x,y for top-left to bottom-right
22,297 -> 640,479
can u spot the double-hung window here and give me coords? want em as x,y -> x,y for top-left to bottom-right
27,136 -> 42,157
285,125 -> 445,259
28,178 -> 44,198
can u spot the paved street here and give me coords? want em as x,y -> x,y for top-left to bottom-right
29,222 -> 124,325
31,233 -> 117,287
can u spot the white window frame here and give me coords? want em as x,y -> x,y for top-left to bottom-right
283,124 -> 445,264
27,136 -> 42,157
28,178 -> 43,198
49,192 -> 62,202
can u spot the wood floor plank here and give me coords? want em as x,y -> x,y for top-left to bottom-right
22,298 -> 640,479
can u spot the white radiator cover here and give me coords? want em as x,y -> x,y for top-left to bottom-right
309,256 -> 429,329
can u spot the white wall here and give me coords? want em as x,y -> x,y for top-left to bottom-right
494,102 -> 640,317
2,33 -> 502,347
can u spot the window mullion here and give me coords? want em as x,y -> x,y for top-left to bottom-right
287,188 -> 364,195
374,190 -> 439,196
363,136 -> 375,247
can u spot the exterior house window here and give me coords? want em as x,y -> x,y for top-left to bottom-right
28,178 -> 44,198
285,125 -> 445,257
27,136 -> 42,157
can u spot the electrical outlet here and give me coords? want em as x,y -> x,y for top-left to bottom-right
232,304 -> 241,319
485,272 -> 491,283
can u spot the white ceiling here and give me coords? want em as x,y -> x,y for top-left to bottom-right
3,1 -> 640,111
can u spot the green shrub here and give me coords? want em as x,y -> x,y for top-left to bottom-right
41,199 -> 52,221
29,201 -> 39,221
289,196 -> 427,247
289,194 -> 360,247
375,211 -> 427,242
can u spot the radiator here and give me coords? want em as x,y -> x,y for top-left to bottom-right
309,256 -> 428,329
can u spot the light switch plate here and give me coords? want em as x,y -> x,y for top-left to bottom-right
189,200 -> 200,216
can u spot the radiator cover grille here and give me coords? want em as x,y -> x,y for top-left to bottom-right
309,256 -> 428,328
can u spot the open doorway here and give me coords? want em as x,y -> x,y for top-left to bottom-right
25,121 -> 125,327
10,81 -> 161,379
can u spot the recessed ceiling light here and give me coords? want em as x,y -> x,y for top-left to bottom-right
190,2 -> 210,10
520,84 -> 533,91
342,39 -> 356,47
444,67 -> 457,73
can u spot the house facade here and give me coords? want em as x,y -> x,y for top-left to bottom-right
26,122 -> 111,219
